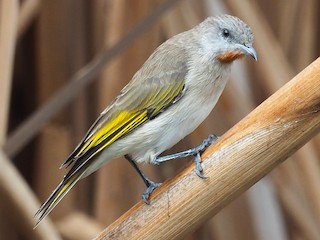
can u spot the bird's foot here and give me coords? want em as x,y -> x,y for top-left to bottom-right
192,134 -> 219,178
154,134 -> 219,178
141,179 -> 161,204
194,151 -> 207,179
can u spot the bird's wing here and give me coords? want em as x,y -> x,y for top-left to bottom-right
35,56 -> 188,225
64,67 -> 187,169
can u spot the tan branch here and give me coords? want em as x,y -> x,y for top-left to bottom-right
95,58 -> 320,240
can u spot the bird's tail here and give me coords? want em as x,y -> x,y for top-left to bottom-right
34,170 -> 84,228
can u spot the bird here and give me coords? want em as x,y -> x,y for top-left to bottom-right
34,14 -> 257,227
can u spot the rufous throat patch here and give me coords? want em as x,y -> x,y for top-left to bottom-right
216,50 -> 244,64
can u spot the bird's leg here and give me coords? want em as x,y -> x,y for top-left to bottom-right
154,134 -> 219,178
124,155 -> 161,204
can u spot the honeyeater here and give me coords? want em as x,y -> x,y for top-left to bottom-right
35,14 -> 257,227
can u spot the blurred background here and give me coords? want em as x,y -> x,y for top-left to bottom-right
1,0 -> 320,239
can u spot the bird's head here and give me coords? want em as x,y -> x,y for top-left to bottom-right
198,14 -> 257,64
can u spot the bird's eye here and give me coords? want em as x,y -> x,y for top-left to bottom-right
222,28 -> 230,38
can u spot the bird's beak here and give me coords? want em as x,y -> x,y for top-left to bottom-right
237,44 -> 258,61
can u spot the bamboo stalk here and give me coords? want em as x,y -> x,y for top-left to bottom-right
18,0 -> 40,38
295,0 -> 317,70
278,0 -> 299,54
0,0 -> 18,144
95,58 -> 320,240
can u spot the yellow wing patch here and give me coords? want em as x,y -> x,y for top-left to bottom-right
67,78 -> 185,164
77,110 -> 148,158
74,81 -> 185,160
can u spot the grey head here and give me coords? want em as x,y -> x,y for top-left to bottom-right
196,14 -> 257,63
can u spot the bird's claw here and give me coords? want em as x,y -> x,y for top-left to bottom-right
194,152 -> 208,179
141,181 -> 161,204
191,134 -> 219,179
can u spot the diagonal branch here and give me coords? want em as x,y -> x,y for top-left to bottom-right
95,57 -> 320,240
